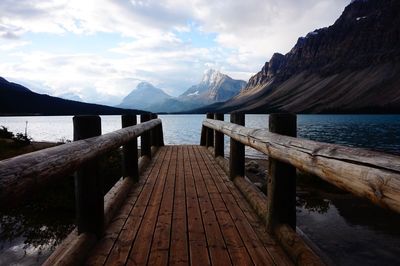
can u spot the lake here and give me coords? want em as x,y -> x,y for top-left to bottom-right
1,114 -> 400,265
2,114 -> 400,156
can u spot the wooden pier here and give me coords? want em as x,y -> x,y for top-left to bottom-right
1,113 -> 400,265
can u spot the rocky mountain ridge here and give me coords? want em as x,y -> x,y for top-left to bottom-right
213,0 -> 400,113
120,69 -> 246,113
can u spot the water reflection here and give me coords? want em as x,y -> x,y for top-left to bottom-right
0,149 -> 122,265
297,178 -> 400,266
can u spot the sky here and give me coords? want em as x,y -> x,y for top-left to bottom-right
0,0 -> 350,106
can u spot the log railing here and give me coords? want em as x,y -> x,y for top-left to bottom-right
0,114 -> 164,229
201,112 -> 400,264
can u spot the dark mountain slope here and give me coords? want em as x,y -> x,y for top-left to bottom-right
212,0 -> 400,114
0,77 -> 144,115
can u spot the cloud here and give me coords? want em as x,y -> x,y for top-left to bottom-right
0,0 -> 351,103
0,40 -> 30,50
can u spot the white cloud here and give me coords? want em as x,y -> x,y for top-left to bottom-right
0,0 -> 351,104
0,40 -> 30,51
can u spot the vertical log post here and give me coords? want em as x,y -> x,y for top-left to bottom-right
122,114 -> 138,182
214,113 -> 224,157
206,113 -> 214,148
229,113 -> 245,180
150,113 -> 158,147
266,113 -> 297,231
200,125 -> 207,146
140,113 -> 152,158
157,120 -> 165,147
73,115 -> 103,238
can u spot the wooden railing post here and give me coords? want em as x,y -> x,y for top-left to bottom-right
150,113 -> 157,147
206,113 -> 214,148
140,113 -> 152,158
122,114 -> 138,182
229,113 -> 245,180
150,113 -> 164,147
157,120 -> 165,147
214,113 -> 224,157
73,115 -> 103,238
266,113 -> 297,231
200,127 -> 206,146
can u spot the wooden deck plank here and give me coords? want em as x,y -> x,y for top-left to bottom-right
147,146 -> 178,265
169,146 -> 189,266
184,146 -> 211,266
83,145 -> 293,266
197,147 -> 274,265
85,149 -> 165,266
193,146 -> 253,266
187,146 -> 232,266
200,148 -> 293,265
126,147 -> 174,266
103,147 -> 171,266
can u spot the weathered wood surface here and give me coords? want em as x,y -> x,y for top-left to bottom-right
122,114 -> 139,182
203,119 -> 400,213
229,113 -> 245,180
84,145 -> 293,265
0,119 -> 161,208
214,113 -> 224,157
274,224 -> 324,266
267,113 -> 297,231
73,115 -> 104,237
43,150 -> 155,266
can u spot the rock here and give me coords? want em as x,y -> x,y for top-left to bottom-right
245,160 -> 259,173
253,182 -> 263,189
215,0 -> 400,114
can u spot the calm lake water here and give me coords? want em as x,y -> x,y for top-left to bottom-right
1,114 -> 400,265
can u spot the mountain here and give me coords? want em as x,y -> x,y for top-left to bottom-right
0,77 -> 144,115
180,69 -> 247,104
147,69 -> 246,113
58,92 -> 83,102
210,0 -> 400,114
118,82 -> 172,111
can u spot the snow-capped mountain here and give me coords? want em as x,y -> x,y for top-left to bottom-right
179,69 -> 246,103
118,70 -> 246,113
118,82 -> 172,111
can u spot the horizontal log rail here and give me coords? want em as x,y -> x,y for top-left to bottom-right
0,117 -> 162,207
203,117 -> 400,214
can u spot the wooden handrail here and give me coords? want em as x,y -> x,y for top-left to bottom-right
203,118 -> 400,214
0,118 -> 162,207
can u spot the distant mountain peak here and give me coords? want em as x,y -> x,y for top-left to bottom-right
135,81 -> 157,91
201,69 -> 225,84
179,70 -> 246,103
118,81 -> 171,111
